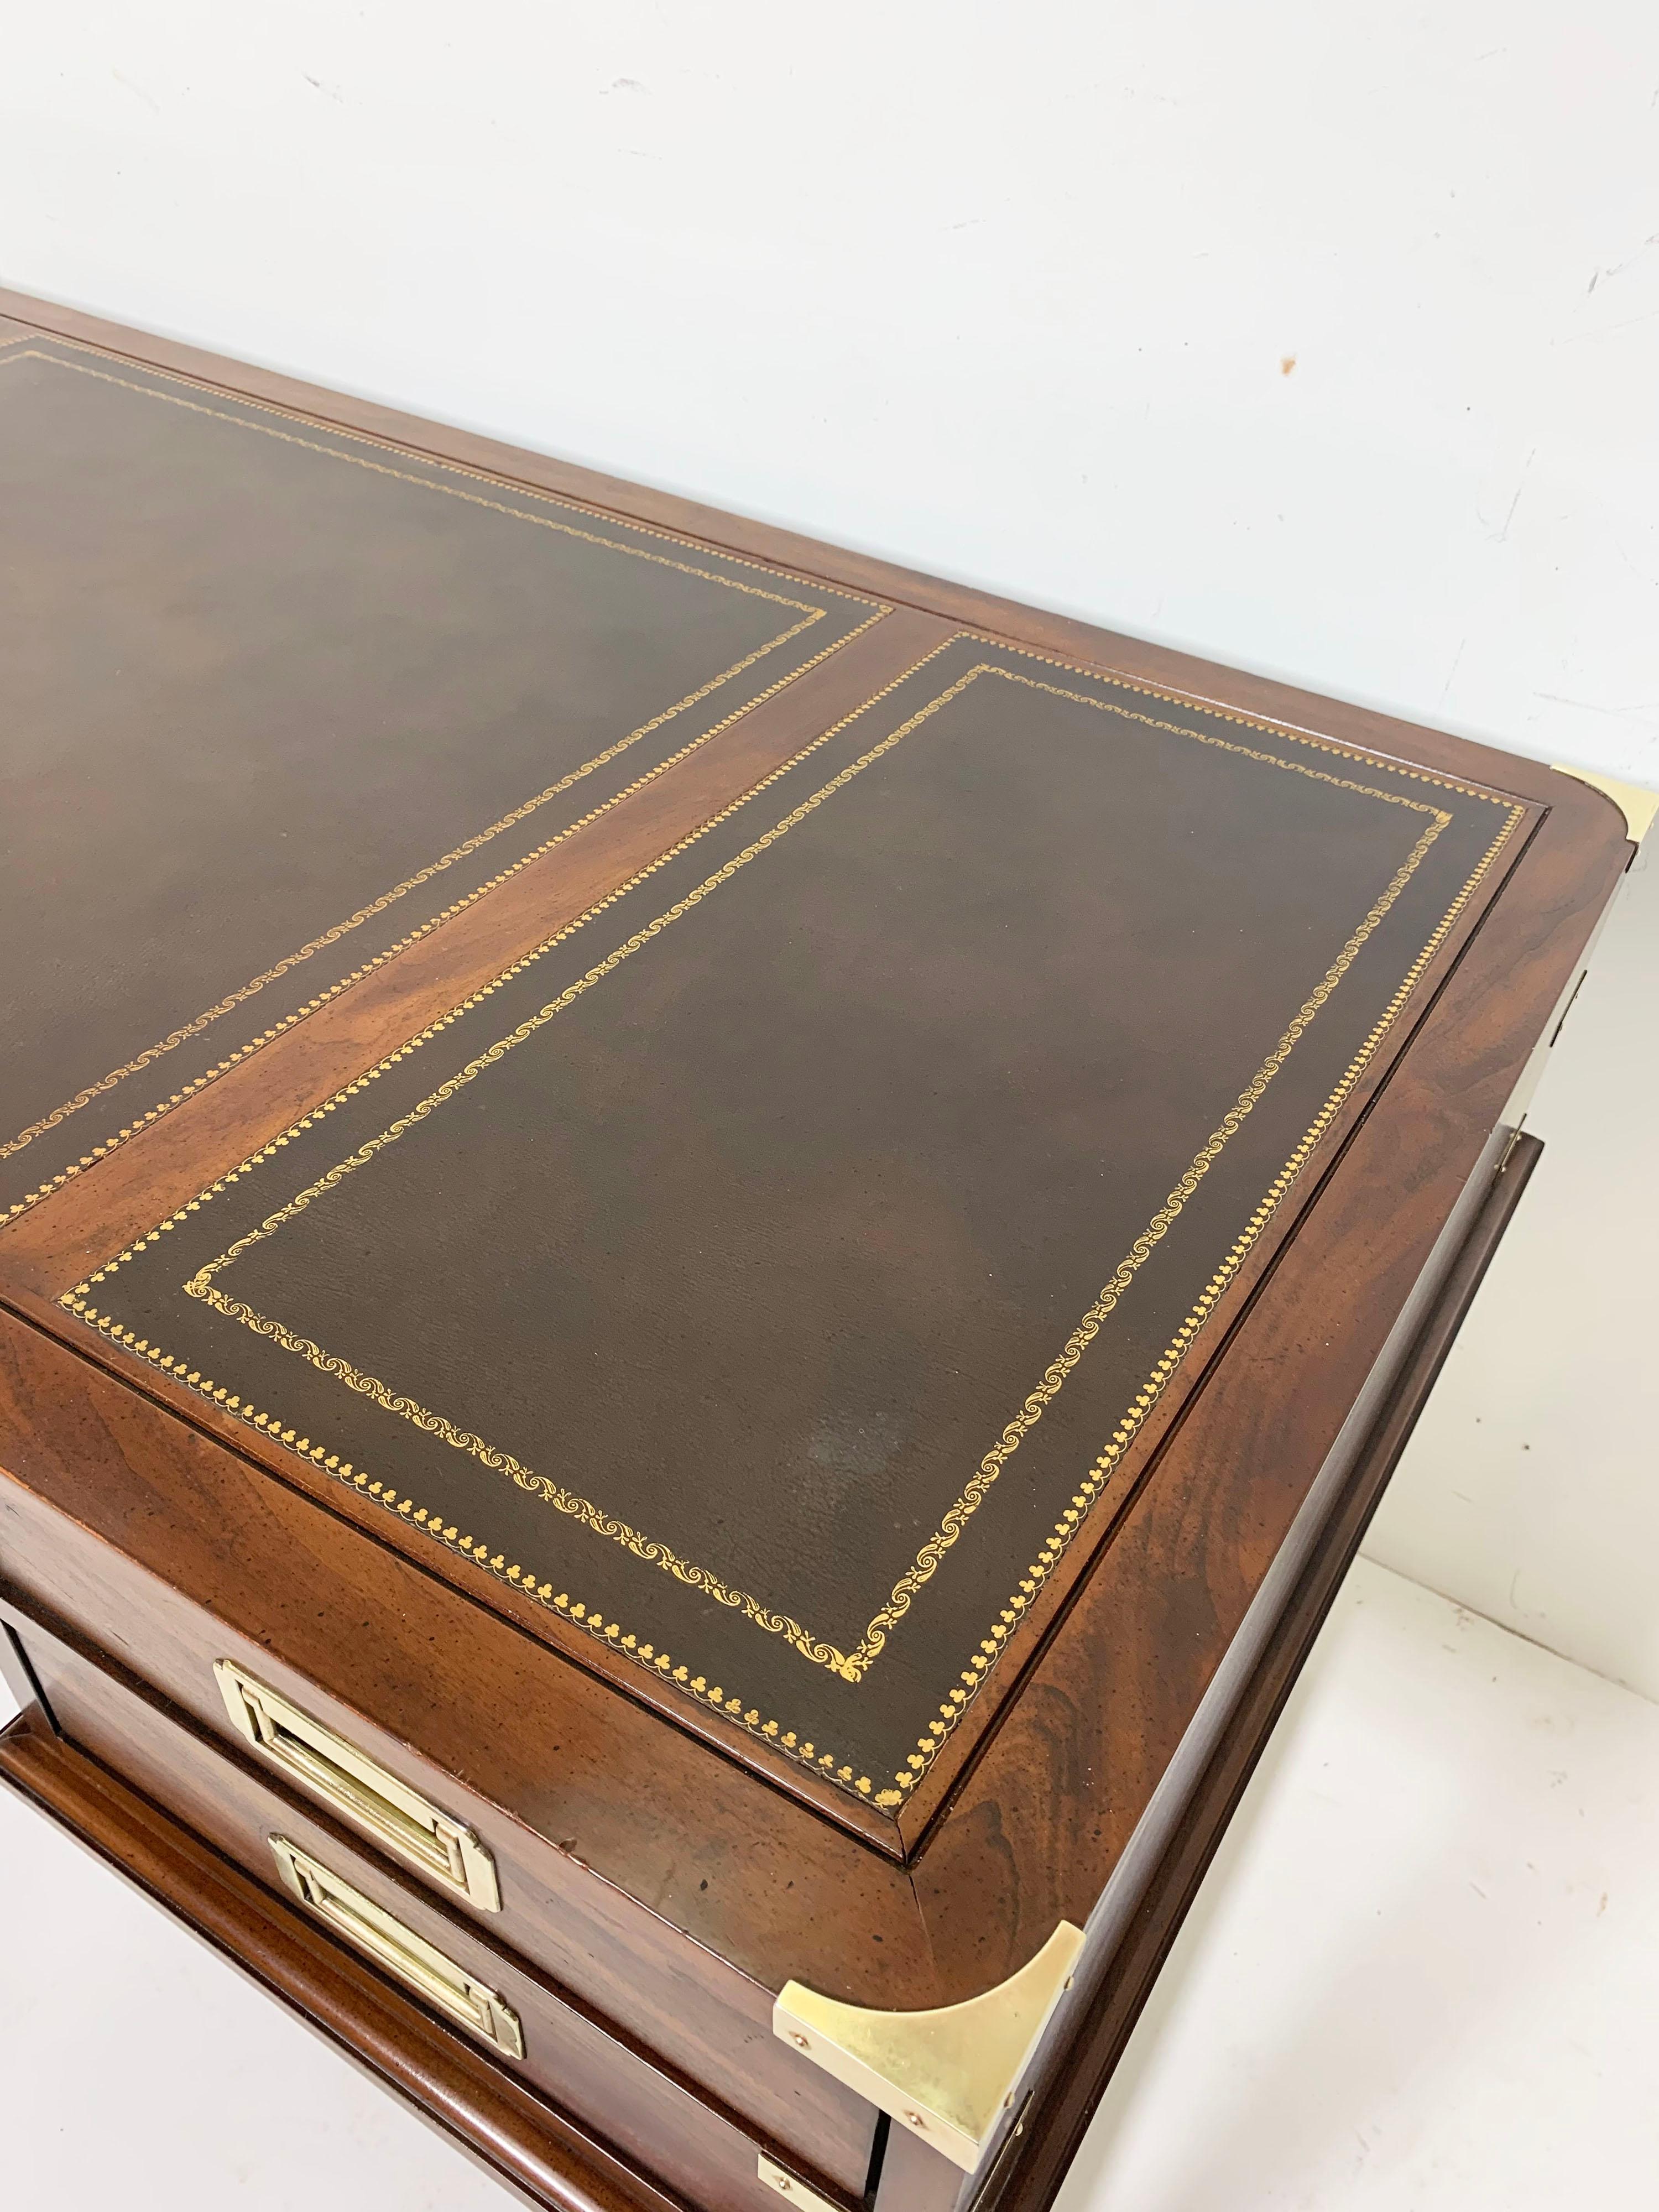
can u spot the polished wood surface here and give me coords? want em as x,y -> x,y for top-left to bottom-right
977,1131 -> 1546,2212
0,291 -> 1626,1856
0,751 -> 1615,2010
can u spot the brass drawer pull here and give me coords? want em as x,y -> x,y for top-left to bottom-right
216,1661 -> 500,1911
270,1835 -> 524,2059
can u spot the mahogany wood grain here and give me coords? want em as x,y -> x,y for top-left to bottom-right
904,782 -> 1624,1984
0,598 -> 1627,1983
979,1134 -> 1545,2212
3,1589 -> 867,2212
0,1708 -> 688,2212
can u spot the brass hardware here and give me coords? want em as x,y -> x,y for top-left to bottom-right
757,2154 -> 838,2211
774,1921 -> 1085,2174
1550,765 -> 1658,845
216,1661 -> 499,1911
269,1836 -> 524,2059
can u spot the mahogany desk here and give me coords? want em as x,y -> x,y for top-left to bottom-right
0,288 -> 1640,2212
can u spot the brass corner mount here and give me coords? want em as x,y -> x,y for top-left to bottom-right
1550,765 -> 1658,846
773,1921 -> 1086,2174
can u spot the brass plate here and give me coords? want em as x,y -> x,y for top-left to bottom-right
757,2154 -> 841,2212
775,1921 -> 1084,2173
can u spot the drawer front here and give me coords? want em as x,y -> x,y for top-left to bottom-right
5,1594 -> 862,2212
0,1464 -> 876,2196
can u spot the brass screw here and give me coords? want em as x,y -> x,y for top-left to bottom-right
776,2182 -> 792,2194
905,2111 -> 927,2130
789,2031 -> 810,2049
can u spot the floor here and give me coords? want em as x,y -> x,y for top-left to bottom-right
1053,1561 -> 1659,2211
2,1559 -> 1656,2208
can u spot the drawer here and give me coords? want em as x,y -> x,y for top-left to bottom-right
0,1456 -> 877,2198
3,1590 -> 867,2212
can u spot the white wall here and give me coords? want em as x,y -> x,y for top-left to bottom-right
2,3 -> 1655,1689
1363,843 -> 1659,1699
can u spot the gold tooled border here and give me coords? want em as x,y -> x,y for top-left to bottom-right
64,638 -> 1524,1803
170,663 -> 1454,1682
0,337 -> 884,1214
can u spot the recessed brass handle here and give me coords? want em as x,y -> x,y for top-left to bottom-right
216,1661 -> 499,1911
269,1835 -> 524,2060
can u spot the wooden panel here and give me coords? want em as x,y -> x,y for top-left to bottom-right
979,1133 -> 1546,2212
0,743 -> 1625,2001
2,1593 -> 866,2212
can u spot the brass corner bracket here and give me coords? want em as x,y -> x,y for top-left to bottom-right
1550,765 -> 1658,846
773,1922 -> 1085,2174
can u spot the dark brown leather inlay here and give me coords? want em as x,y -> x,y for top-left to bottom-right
0,331 -> 884,1222
62,635 -> 1524,1809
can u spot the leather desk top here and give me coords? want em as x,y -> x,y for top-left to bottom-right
0,299 -> 1628,1876
0,330 -> 879,1224
40,576 -> 1519,1806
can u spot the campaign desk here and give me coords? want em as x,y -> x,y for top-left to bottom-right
0,290 -> 1641,2212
